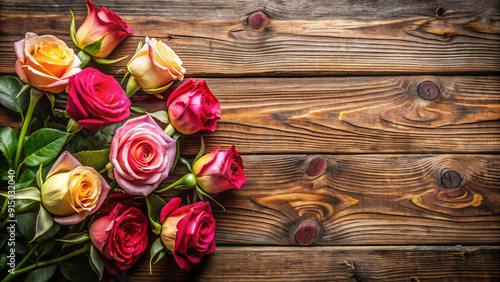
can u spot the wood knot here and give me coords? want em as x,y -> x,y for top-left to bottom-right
441,169 -> 462,189
247,11 -> 268,31
418,81 -> 440,100
293,219 -> 320,246
306,156 -> 327,176
435,7 -> 445,18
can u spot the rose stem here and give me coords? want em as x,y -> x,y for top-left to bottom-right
14,90 -> 41,173
1,243 -> 92,282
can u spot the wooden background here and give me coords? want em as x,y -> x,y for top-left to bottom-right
1,0 -> 500,281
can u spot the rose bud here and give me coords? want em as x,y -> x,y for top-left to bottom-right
89,193 -> 148,271
14,32 -> 81,93
41,151 -> 110,225
66,68 -> 131,130
110,115 -> 176,196
126,37 -> 185,95
75,0 -> 132,59
160,197 -> 216,270
167,78 -> 221,135
192,145 -> 245,194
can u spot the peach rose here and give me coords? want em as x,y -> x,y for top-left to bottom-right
41,151 -> 110,225
15,32 -> 82,93
126,37 -> 185,94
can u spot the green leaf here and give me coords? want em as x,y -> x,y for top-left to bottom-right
170,135 -> 181,173
194,136 -> 205,164
149,238 -> 166,274
22,128 -> 69,167
180,157 -> 193,173
15,179 -> 36,191
90,245 -> 105,280
32,205 -> 53,242
0,187 -> 40,201
61,254 -> 99,282
0,76 -> 29,115
146,193 -> 167,234
82,33 -> 107,57
73,148 -> 110,172
15,199 -> 40,214
130,106 -> 148,113
24,264 -> 57,282
0,127 -> 18,167
69,10 -> 78,47
143,81 -> 174,95
43,121 -> 66,132
16,212 -> 37,240
149,110 -> 169,124
0,253 -> 7,273
45,92 -> 55,110
92,54 -> 129,65
56,232 -> 90,245
77,50 -> 91,68
37,239 -> 56,259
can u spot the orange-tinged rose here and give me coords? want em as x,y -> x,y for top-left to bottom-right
15,32 -> 81,93
126,37 -> 185,94
41,152 -> 110,225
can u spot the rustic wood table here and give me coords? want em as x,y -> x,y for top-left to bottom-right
1,0 -> 500,281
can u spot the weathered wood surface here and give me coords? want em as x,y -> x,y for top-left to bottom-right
161,154 -> 500,246
3,76 -> 499,154
1,0 -> 500,76
133,246 -> 500,281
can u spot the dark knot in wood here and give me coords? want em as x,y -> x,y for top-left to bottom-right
306,156 -> 327,176
418,81 -> 440,100
441,169 -> 462,189
294,219 -> 320,246
247,11 -> 268,31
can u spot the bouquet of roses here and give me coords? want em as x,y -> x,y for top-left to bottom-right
0,1 -> 245,281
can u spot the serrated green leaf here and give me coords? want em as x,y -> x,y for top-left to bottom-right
0,76 -> 29,115
22,128 -> 69,167
70,10 -> 78,47
32,205 -> 53,242
90,245 -> 105,280
146,194 -> 167,234
73,148 -> 110,172
0,127 -> 18,167
24,264 -> 57,282
149,238 -> 166,274
149,110 -> 169,124
82,33 -> 107,56
92,54 -> 129,65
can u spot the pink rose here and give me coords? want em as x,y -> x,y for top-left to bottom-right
160,198 -> 216,270
66,68 -> 130,130
75,0 -> 132,58
40,151 -> 110,225
110,115 -> 176,196
192,145 -> 245,194
89,193 -> 148,271
14,33 -> 81,93
167,78 -> 221,135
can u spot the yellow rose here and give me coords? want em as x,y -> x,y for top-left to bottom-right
14,32 -> 82,93
40,152 -> 110,225
126,37 -> 185,94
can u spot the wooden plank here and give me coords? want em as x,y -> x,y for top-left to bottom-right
1,0 -> 499,76
130,246 -> 500,281
157,154 -> 500,246
1,76 -> 498,154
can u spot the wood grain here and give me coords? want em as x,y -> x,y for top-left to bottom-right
1,0 -> 499,76
157,154 -> 500,246
130,246 -> 500,281
1,76 -> 498,154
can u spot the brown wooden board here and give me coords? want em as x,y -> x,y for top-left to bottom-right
157,154 -> 500,246
1,0 -> 499,76
131,246 -> 500,281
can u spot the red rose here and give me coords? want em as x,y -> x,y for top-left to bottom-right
67,68 -> 131,130
89,193 -> 148,272
160,198 -> 216,270
167,78 -> 221,135
192,145 -> 245,194
75,0 -> 132,58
